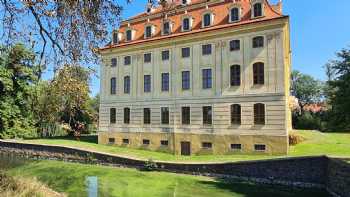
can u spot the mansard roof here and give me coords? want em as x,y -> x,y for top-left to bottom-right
100,0 -> 286,51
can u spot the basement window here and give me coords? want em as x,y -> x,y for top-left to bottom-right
161,140 -> 169,146
143,139 -> 150,145
108,138 -> 115,144
123,139 -> 129,144
231,144 -> 242,150
254,144 -> 266,151
202,142 -> 212,149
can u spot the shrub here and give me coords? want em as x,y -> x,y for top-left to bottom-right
289,132 -> 305,146
143,159 -> 158,171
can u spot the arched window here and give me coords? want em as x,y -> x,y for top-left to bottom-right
230,7 -> 240,22
162,21 -> 171,35
253,3 -> 263,18
125,29 -> 132,41
182,17 -> 191,31
254,103 -> 265,125
124,107 -> 130,124
124,76 -> 130,94
230,65 -> 241,86
203,13 -> 212,27
253,36 -> 264,48
253,62 -> 264,85
231,104 -> 241,125
112,31 -> 119,44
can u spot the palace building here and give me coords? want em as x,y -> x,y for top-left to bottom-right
98,0 -> 292,155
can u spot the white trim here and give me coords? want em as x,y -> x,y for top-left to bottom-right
251,0 -> 265,19
201,10 -> 214,28
228,5 -> 242,23
181,15 -> 193,32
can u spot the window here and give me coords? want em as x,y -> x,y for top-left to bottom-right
144,108 -> 151,124
253,3 -> 263,18
112,32 -> 118,44
162,50 -> 170,61
108,138 -> 115,144
231,104 -> 241,125
182,18 -> 190,31
230,65 -> 241,86
230,7 -> 240,22
181,107 -> 190,125
124,56 -> 131,65
110,77 -> 116,95
126,30 -> 132,41
161,107 -> 169,125
231,144 -> 242,150
254,103 -> 265,125
122,139 -> 129,144
254,144 -> 266,151
163,21 -> 170,35
203,13 -> 212,27
144,53 -> 151,63
111,58 -> 117,67
202,44 -> 212,55
161,140 -> 168,146
202,69 -> 212,89
182,47 -> 190,58
182,71 -> 190,90
144,75 -> 151,92
253,62 -> 264,85
145,25 -> 152,38
143,139 -> 150,145
124,107 -> 130,124
253,36 -> 264,48
230,40 -> 240,51
161,73 -> 169,92
110,108 -> 116,124
124,76 -> 130,94
202,142 -> 212,149
203,106 -> 212,125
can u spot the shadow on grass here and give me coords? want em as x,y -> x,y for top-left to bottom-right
198,178 -> 330,197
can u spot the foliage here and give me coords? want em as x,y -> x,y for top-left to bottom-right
288,132 -> 305,146
291,70 -> 324,112
49,65 -> 93,135
143,158 -> 158,171
0,0 -> 127,68
324,48 -> 350,131
293,112 -> 327,131
0,44 -> 39,138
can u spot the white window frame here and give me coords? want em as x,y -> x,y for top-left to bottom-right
144,24 -> 155,39
228,5 -> 241,23
125,28 -> 134,42
181,15 -> 193,32
251,0 -> 265,19
161,20 -> 173,36
201,11 -> 214,28
112,30 -> 122,44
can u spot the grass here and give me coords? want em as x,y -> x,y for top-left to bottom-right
6,159 -> 329,197
18,130 -> 350,163
0,170 -> 63,197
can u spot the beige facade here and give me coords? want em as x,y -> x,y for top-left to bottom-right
99,0 -> 291,155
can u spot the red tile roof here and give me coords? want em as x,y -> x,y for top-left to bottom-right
100,0 -> 285,51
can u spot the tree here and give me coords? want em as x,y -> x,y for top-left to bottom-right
325,48 -> 350,131
291,70 -> 323,114
50,64 -> 92,135
0,0 -> 128,75
0,44 -> 39,138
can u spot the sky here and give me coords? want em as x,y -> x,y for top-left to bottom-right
87,0 -> 350,96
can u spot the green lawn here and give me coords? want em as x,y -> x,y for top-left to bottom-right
7,159 -> 328,197
19,130 -> 350,163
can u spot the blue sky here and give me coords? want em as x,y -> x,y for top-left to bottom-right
86,0 -> 350,96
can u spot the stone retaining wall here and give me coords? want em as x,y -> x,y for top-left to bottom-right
0,141 -> 348,196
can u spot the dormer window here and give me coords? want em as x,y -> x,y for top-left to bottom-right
125,29 -> 132,41
162,21 -> 171,35
230,7 -> 240,23
182,17 -> 192,32
253,3 -> 263,18
112,31 -> 119,44
202,12 -> 213,28
144,25 -> 154,39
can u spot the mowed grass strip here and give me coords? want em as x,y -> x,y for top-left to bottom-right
8,160 -> 329,197
20,130 -> 350,162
